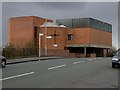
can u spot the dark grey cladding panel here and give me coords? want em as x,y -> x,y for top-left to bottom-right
56,18 -> 112,33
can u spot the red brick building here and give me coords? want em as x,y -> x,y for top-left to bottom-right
8,16 -> 112,57
8,16 -> 53,47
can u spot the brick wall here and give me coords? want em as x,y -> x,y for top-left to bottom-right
33,16 -> 53,27
40,49 -> 70,57
8,16 -> 34,47
8,16 -> 53,48
67,28 -> 90,45
37,27 -> 67,50
90,54 -> 96,58
90,28 -> 112,47
67,28 -> 112,47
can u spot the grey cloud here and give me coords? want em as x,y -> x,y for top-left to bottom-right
39,2 -> 88,10
2,0 -> 119,2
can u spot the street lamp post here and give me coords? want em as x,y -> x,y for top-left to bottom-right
39,33 -> 43,57
45,19 -> 48,57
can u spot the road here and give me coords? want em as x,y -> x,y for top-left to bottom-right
2,58 -> 119,88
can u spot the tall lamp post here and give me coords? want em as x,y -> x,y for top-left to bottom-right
84,28 -> 86,57
39,33 -> 43,57
44,0 -> 48,57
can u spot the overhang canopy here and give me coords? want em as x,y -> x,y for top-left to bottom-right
67,44 -> 112,49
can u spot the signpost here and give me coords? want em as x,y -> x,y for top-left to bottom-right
39,33 -> 43,57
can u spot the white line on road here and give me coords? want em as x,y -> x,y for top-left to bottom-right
0,72 -> 34,81
88,59 -> 93,61
73,61 -> 84,64
48,64 -> 66,70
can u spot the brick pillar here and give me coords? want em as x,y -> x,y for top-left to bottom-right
103,49 -> 107,57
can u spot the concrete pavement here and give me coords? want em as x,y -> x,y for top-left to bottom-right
6,57 -> 65,64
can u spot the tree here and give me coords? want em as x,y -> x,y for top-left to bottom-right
108,46 -> 117,57
3,44 -> 15,58
24,41 -> 37,57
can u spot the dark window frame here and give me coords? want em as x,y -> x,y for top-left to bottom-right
67,34 -> 73,40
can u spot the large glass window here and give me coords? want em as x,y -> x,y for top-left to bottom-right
56,18 -> 112,33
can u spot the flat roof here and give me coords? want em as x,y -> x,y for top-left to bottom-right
56,17 -> 112,26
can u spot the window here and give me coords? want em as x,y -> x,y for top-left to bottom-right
68,34 -> 73,40
34,27 -> 37,44
34,27 -> 37,39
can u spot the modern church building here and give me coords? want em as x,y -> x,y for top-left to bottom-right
8,16 -> 112,57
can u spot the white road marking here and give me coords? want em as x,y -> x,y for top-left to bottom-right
0,72 -> 34,81
88,59 -> 93,61
48,64 -> 66,70
73,61 -> 84,64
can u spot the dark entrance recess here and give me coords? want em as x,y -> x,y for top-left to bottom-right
86,47 -> 103,57
67,47 -> 104,57
67,47 -> 84,53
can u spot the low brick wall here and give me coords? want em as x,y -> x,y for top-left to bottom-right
48,50 -> 69,57
90,54 -> 96,58
69,53 -> 76,58
68,53 -> 86,58
40,49 -> 96,58
75,53 -> 86,58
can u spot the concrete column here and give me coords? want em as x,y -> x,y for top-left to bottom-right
106,49 -> 108,57
84,46 -> 86,57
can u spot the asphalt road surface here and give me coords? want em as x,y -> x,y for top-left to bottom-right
2,58 -> 119,88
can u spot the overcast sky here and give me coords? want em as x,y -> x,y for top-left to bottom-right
2,2 -> 118,48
